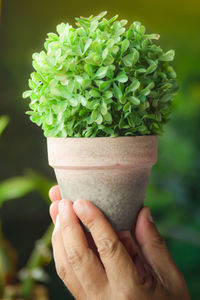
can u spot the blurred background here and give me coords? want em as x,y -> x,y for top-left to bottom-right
0,0 -> 200,299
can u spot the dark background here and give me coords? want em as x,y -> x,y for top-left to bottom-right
0,0 -> 200,299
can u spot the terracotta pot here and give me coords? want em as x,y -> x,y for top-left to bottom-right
47,136 -> 157,231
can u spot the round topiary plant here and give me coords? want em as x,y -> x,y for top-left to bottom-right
23,11 -> 178,138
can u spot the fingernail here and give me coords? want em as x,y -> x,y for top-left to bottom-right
147,209 -> 154,223
73,200 -> 87,216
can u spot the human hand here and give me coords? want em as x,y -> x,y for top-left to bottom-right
49,185 -> 190,300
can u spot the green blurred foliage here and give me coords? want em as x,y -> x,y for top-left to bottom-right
0,0 -> 200,299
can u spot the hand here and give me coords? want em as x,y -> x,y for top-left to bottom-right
49,185 -> 190,300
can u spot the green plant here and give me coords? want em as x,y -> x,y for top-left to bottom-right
23,11 -> 178,137
0,116 -> 54,299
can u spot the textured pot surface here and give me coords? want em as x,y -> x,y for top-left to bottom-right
47,136 -> 158,231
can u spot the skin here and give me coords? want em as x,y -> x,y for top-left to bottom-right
49,185 -> 190,300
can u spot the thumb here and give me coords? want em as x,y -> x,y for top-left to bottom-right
135,207 -> 180,284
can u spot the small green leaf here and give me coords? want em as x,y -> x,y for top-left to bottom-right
22,90 -> 32,98
115,72 -> 128,83
146,63 -> 157,75
84,39 -> 92,53
127,116 -> 135,127
96,113 -> 103,125
104,90 -> 113,98
144,33 -> 160,40
126,78 -> 140,93
84,64 -> 93,76
113,83 -> 122,100
102,48 -> 109,60
122,53 -> 134,67
70,98 -> 78,106
123,102 -> 131,112
128,96 -> 140,105
91,110 -> 98,121
0,176 -> 35,205
133,50 -> 139,65
0,115 -> 9,137
78,95 -> 87,106
89,89 -> 101,97
100,102 -> 108,115
95,67 -> 108,79
99,81 -> 112,92
159,50 -> 175,61
104,112 -> 112,123
122,49 -> 139,67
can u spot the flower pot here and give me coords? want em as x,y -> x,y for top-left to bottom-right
47,136 -> 157,231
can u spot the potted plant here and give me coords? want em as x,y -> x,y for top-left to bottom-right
23,11 -> 177,231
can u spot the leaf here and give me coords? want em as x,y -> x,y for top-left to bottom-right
144,33 -> 160,40
95,11 -> 107,21
141,87 -> 151,96
123,102 -> 131,112
0,115 -> 9,137
0,177 -> 35,206
128,96 -> 140,105
84,64 -> 93,76
115,72 -> 128,83
84,39 -> 92,53
95,66 -> 108,79
122,49 -> 139,67
102,48 -> 109,60
113,83 -> 122,100
104,112 -> 112,123
99,81 -> 112,92
146,63 -> 157,75
132,50 -> 139,65
103,54 -> 114,65
121,39 -> 130,55
89,89 -> 101,97
91,110 -> 98,121
78,95 -> 87,106
100,102 -> 108,115
90,20 -> 98,34
69,98 -> 78,106
159,50 -> 175,61
22,90 -> 32,98
127,116 -> 135,127
104,90 -> 113,98
122,53 -> 134,67
126,78 -> 140,93
96,113 -> 103,125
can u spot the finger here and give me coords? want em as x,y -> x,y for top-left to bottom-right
49,185 -> 61,202
117,231 -> 147,280
52,215 -> 86,300
58,199 -> 107,295
135,207 -> 182,285
49,201 -> 59,224
73,200 -> 140,288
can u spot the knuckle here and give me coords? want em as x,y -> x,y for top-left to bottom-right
151,232 -> 167,249
97,237 -> 119,259
62,221 -> 74,234
142,274 -> 156,292
56,263 -> 67,282
84,218 -> 96,231
67,247 -> 83,270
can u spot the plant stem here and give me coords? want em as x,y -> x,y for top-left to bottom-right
20,223 -> 54,298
